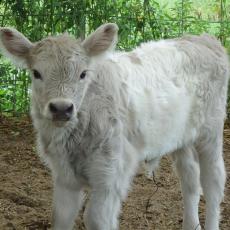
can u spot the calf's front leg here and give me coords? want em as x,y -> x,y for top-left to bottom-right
83,136 -> 138,230
84,188 -> 122,230
52,180 -> 84,230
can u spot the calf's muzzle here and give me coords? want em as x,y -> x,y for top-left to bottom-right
49,100 -> 74,121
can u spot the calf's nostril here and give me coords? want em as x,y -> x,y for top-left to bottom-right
49,103 -> 58,113
66,104 -> 73,114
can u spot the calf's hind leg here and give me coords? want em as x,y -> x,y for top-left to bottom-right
172,146 -> 201,230
196,131 -> 226,230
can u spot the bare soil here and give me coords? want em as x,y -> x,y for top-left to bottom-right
0,116 -> 229,230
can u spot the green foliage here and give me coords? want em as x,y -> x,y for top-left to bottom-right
0,0 -> 229,115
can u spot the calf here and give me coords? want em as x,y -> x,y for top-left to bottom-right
0,23 -> 229,230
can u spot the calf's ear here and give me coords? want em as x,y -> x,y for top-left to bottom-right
82,23 -> 118,56
0,27 -> 33,67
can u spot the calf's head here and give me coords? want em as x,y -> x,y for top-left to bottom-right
0,23 -> 118,125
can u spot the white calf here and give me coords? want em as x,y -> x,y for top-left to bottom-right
0,23 -> 229,230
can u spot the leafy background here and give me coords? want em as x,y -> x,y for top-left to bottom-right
0,0 -> 229,116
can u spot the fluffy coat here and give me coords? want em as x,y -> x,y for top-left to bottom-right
0,23 -> 229,230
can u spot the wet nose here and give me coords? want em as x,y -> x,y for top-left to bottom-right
49,101 -> 74,121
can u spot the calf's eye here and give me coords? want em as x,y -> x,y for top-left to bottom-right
80,70 -> 87,79
33,70 -> 42,80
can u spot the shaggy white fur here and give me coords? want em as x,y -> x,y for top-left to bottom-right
0,23 -> 229,230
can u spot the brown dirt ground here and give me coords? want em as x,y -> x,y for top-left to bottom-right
0,116 -> 229,230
